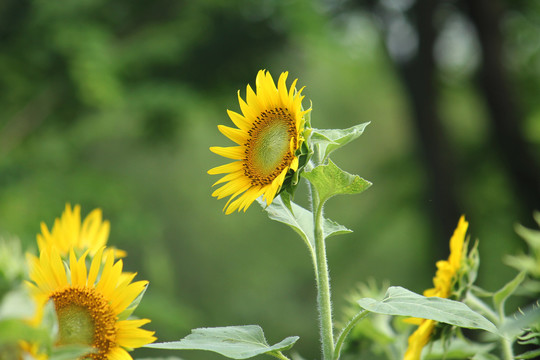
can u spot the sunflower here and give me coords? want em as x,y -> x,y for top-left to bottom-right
26,246 -> 155,360
404,216 -> 469,360
209,70 -> 311,214
18,341 -> 48,360
37,204 -> 125,258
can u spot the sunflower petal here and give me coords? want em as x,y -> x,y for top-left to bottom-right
208,161 -> 243,175
218,125 -> 247,145
210,146 -> 245,160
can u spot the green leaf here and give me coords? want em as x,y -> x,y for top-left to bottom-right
504,254 -> 538,275
0,287 -> 35,320
424,338 -> 495,359
470,354 -> 500,360
302,160 -> 371,203
500,303 -> 540,337
0,319 -> 50,344
311,122 -> 370,162
515,222 -> 540,250
258,197 -> 352,254
50,345 -> 94,360
493,271 -> 526,316
357,286 -> 499,334
516,348 -> 540,359
145,325 -> 299,359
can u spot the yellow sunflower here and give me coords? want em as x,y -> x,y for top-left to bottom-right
404,215 -> 469,360
37,204 -> 125,258
26,246 -> 155,360
18,341 -> 48,360
208,70 -> 311,214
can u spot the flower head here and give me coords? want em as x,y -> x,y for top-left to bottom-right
209,70 -> 311,214
26,246 -> 155,359
404,215 -> 469,360
37,204 -> 125,259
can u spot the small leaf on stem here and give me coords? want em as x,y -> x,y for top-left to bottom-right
311,122 -> 370,162
302,160 -> 371,204
258,197 -> 352,254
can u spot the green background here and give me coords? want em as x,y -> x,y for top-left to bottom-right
0,0 -> 538,358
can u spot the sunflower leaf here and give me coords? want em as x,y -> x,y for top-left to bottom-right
500,302 -> 540,338
258,197 -> 352,255
303,160 -> 371,203
50,345 -> 95,360
515,348 -> 540,360
470,354 -> 500,360
493,271 -> 526,317
357,286 -> 499,334
423,338 -> 496,359
0,287 -> 36,320
0,319 -> 50,345
311,122 -> 369,162
145,325 -> 299,359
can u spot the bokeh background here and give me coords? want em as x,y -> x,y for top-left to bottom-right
1,0 -> 539,358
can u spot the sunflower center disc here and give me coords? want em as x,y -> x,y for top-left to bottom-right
251,120 -> 290,176
52,287 -> 117,359
56,303 -> 95,346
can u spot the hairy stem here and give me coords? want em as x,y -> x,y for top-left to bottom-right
466,292 -> 514,359
270,351 -> 292,360
311,186 -> 334,360
465,292 -> 499,324
333,310 -> 369,360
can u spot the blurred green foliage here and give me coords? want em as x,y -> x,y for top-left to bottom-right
0,0 -> 538,358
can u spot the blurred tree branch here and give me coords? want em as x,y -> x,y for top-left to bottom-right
349,0 -> 461,258
464,0 -> 540,217
345,0 -> 540,254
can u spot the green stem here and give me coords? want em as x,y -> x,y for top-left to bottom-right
333,310 -> 369,360
270,351 -> 292,360
501,337 -> 514,360
466,293 -> 514,359
311,186 -> 334,360
464,292 -> 499,324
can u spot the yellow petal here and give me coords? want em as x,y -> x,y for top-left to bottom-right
212,171 -> 245,187
404,320 -> 436,360
111,280 -> 148,314
210,146 -> 245,160
218,125 -> 247,145
227,109 -> 250,131
212,181 -> 251,199
87,247 -> 105,286
208,161 -> 244,175
106,347 -> 133,360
